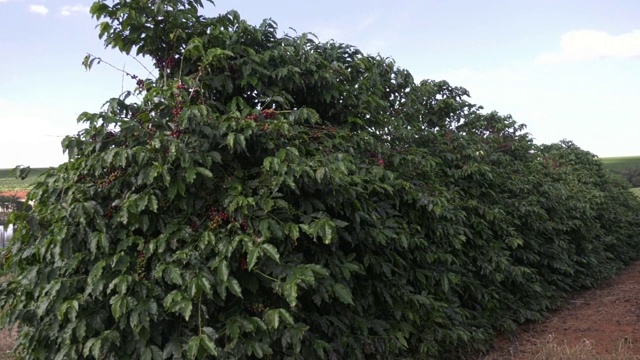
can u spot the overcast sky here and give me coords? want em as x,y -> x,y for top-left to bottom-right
1,0 -> 639,168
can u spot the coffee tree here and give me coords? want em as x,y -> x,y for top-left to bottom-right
2,1 -> 640,359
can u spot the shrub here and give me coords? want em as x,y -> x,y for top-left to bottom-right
0,195 -> 30,226
612,166 -> 640,187
1,1 -> 640,359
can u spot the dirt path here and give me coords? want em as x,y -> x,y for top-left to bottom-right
485,260 -> 640,359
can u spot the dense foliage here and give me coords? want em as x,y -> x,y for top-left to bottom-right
0,196 -> 29,226
612,166 -> 640,187
2,1 -> 640,359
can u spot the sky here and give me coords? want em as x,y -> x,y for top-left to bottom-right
1,0 -> 639,168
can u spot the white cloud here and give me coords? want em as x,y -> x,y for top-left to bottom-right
60,4 -> 89,16
28,4 -> 49,15
536,29 -> 640,64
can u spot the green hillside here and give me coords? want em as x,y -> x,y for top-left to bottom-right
600,156 -> 640,171
0,168 -> 49,192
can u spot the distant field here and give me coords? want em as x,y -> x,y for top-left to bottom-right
600,156 -> 640,171
0,168 -> 49,192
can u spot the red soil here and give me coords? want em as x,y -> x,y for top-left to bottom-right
0,190 -> 28,201
487,260 -> 640,358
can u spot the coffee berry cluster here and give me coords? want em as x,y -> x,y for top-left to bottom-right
245,108 -> 278,121
208,208 -> 231,229
244,302 -> 266,315
367,152 -> 385,167
105,206 -> 116,220
154,56 -> 179,71
128,73 -> 145,89
97,168 -> 125,189
169,83 -> 188,139
136,251 -> 146,278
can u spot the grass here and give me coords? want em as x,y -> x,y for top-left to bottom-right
600,156 -> 640,172
481,335 -> 640,359
0,168 -> 48,192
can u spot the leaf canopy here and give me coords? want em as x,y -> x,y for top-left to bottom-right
2,1 -> 640,359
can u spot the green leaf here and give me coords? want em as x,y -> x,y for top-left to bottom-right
200,333 -> 218,356
283,281 -> 298,307
333,283 -> 354,305
201,231 -> 215,245
261,244 -> 280,263
264,309 -> 280,330
83,338 -> 96,357
110,295 -> 127,320
162,340 -> 181,360
318,220 -> 336,244
141,214 -> 150,232
75,319 -> 86,340
227,277 -> 243,298
161,166 -> 171,187
91,338 -> 102,359
88,260 -> 105,282
258,219 -> 271,238
210,151 -> 222,163
181,299 -> 193,321
165,266 -> 182,285
195,167 -> 213,178
217,260 -> 229,282
177,179 -> 186,196
148,195 -> 158,212
141,347 -> 152,360
278,309 -> 295,325
186,166 -> 196,183
306,264 -> 330,277
186,336 -> 200,359
168,182 -> 177,200
247,246 -> 260,271
287,224 -> 300,241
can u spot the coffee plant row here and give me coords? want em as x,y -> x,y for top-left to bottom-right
2,1 -> 639,359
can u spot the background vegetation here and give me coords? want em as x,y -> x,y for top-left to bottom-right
601,156 -> 640,189
600,156 -> 640,172
0,168 -> 47,192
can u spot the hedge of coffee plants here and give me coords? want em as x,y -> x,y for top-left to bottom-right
2,1 -> 640,359
612,166 -> 640,187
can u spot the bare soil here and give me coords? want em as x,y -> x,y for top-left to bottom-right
0,276 -> 16,359
0,326 -> 17,360
484,260 -> 640,359
0,191 -> 28,201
